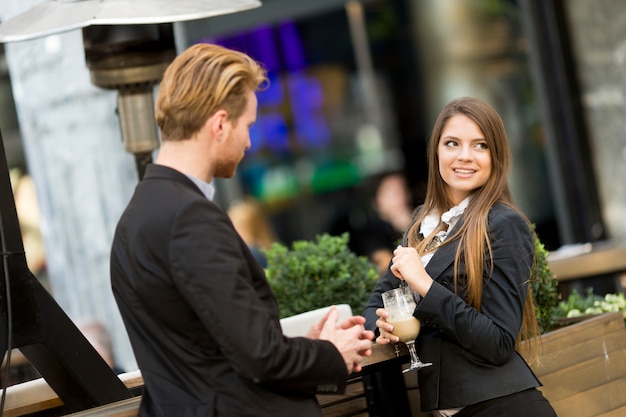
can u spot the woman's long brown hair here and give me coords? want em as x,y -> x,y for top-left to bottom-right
406,97 -> 540,361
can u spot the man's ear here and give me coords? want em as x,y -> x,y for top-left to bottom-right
207,109 -> 230,142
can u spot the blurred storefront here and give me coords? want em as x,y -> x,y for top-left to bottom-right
180,0 -> 424,246
177,0 -> 560,250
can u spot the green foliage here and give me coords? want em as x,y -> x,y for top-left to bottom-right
555,288 -> 626,319
264,233 -> 379,318
528,231 -> 625,332
263,229 -> 562,332
530,232 -> 559,333
555,288 -> 602,318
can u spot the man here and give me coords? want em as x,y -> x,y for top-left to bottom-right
110,43 -> 373,417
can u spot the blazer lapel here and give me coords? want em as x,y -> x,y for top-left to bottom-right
424,216 -> 465,282
425,241 -> 457,282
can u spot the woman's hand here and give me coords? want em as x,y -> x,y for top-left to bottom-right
390,245 -> 434,297
374,308 -> 399,344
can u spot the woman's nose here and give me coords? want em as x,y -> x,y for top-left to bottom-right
457,145 -> 473,160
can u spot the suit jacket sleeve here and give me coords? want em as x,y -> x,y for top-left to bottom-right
169,199 -> 348,394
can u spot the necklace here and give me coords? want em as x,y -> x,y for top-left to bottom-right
424,231 -> 447,253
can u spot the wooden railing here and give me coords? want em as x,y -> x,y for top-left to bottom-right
2,344 -> 408,417
521,312 -> 626,417
4,312 -> 625,417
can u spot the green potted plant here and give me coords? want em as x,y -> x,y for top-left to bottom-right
530,232 -> 559,333
264,233 -> 379,318
265,230 -> 562,326
530,231 -> 625,330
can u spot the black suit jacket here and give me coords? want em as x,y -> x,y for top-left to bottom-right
111,164 -> 347,417
363,203 -> 541,411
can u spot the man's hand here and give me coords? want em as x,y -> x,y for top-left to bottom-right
305,306 -> 335,340
312,307 -> 374,374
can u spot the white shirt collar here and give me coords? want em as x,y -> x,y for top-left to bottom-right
185,174 -> 215,201
418,197 -> 469,267
420,197 -> 470,239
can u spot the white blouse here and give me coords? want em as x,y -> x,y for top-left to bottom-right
419,197 -> 469,267
418,197 -> 469,417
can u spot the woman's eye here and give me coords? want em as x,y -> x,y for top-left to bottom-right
475,142 -> 488,150
444,140 -> 458,147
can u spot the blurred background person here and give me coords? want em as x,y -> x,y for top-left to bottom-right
366,172 -> 414,271
331,172 -> 414,274
11,171 -> 48,284
227,196 -> 279,268
77,320 -> 125,375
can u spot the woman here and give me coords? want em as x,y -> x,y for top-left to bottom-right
363,97 -> 556,416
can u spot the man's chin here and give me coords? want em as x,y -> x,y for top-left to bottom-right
214,167 -> 238,179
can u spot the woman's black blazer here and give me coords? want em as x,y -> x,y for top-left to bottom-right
363,203 -> 541,411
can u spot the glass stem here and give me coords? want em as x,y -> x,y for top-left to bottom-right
405,340 -> 419,365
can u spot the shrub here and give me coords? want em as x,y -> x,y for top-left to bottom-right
530,232 -> 559,333
264,230 -> 560,332
264,233 -> 379,318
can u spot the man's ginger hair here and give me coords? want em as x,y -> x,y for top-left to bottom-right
156,43 -> 268,141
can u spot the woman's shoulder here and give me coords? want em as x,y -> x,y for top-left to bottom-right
487,203 -> 533,254
488,202 -> 530,228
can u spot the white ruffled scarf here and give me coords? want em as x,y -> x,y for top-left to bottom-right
419,197 -> 469,267
419,197 -> 470,417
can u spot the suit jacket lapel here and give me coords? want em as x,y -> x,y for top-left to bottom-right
425,241 -> 456,281
424,216 -> 465,282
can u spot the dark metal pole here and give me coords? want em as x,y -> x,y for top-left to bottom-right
518,0 -> 607,244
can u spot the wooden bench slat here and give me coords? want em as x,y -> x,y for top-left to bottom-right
2,376 -> 63,417
64,397 -> 141,417
534,313 -> 624,350
597,404 -> 626,417
532,329 -> 626,377
547,377 -> 626,417
537,347 -> 626,401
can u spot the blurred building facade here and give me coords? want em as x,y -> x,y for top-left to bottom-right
1,0 -> 625,372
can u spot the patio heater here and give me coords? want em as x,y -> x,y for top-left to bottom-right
0,0 -> 261,179
0,0 -> 260,413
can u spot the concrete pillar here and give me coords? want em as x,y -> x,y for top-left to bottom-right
1,0 -> 139,371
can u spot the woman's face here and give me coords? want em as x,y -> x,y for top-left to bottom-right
437,114 -> 492,205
